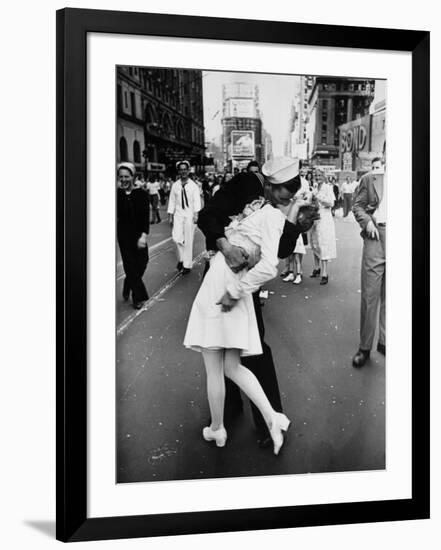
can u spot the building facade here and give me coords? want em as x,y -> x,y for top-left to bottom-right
297,76 -> 315,161
117,67 -> 205,177
262,129 -> 273,162
338,79 -> 386,175
221,83 -> 267,171
306,77 -> 375,168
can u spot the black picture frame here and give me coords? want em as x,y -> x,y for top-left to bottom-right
56,8 -> 430,542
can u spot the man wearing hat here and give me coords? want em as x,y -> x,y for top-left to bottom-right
197,156 -> 318,447
117,162 -> 150,309
168,161 -> 201,274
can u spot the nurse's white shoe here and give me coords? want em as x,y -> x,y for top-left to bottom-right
202,426 -> 227,447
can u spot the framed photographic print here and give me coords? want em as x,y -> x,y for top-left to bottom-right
56,8 -> 430,542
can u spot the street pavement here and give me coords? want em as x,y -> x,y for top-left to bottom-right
116,208 -> 385,484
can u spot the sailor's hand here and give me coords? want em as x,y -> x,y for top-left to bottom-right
216,291 -> 239,312
217,239 -> 249,273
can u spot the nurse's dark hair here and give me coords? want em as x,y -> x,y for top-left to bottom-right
279,174 -> 301,195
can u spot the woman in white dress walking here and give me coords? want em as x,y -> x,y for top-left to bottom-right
184,159 -> 312,455
309,170 -> 337,285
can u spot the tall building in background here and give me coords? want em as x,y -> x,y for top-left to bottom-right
262,129 -> 273,162
369,80 -> 386,160
306,77 -> 375,169
298,76 -> 314,149
285,103 -> 300,158
285,77 -> 313,162
205,136 -> 224,172
221,83 -> 266,171
338,79 -> 385,175
117,67 -> 205,176
296,76 -> 314,161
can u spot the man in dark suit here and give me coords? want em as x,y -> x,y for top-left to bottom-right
352,157 -> 386,367
117,162 -> 150,310
197,157 -> 318,447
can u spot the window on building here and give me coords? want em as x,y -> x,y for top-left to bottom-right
124,91 -> 128,109
119,137 -> 128,161
145,103 -> 156,125
133,140 -> 141,163
128,67 -> 133,76
130,92 -> 136,117
117,85 -> 122,111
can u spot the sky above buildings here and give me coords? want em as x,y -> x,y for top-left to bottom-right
202,70 -> 301,156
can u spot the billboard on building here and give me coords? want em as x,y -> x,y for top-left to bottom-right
147,162 -> 166,171
339,111 -> 386,174
339,115 -> 371,157
225,98 -> 255,118
231,130 -> 255,157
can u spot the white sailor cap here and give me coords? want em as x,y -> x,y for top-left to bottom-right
117,162 -> 136,176
176,160 -> 190,170
262,156 -> 300,184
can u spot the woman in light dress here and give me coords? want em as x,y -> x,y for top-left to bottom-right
184,179 -> 309,455
309,170 -> 337,285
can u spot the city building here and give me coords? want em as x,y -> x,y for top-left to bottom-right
205,136 -> 224,172
296,76 -> 314,161
262,129 -> 273,163
306,77 -> 375,169
285,77 -> 314,162
369,80 -> 387,160
221,83 -> 266,171
284,102 -> 298,157
338,79 -> 386,175
117,67 -> 205,177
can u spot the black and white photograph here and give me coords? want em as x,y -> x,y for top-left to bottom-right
116,67 -> 387,484
1,0 -> 435,546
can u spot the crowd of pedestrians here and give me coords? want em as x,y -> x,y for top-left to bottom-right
116,160 -> 365,307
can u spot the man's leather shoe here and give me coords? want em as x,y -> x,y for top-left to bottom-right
133,301 -> 145,310
176,262 -> 183,271
352,349 -> 370,367
377,342 -> 386,355
182,268 -> 191,275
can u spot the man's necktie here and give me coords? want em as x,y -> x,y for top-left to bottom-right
181,184 -> 189,209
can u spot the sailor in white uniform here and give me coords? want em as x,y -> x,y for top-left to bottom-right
167,160 -> 201,274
